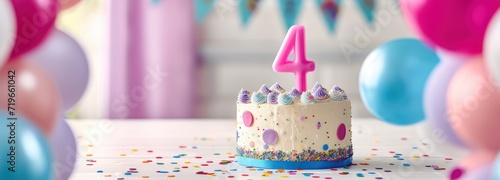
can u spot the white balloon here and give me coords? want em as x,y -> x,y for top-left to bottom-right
0,1 -> 16,67
486,10 -> 500,88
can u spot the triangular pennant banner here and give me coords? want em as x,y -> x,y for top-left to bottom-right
195,0 -> 216,23
316,0 -> 342,33
151,0 -> 162,5
278,0 -> 304,30
238,0 -> 262,27
355,0 -> 375,23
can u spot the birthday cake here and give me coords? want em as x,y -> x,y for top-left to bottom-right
236,82 -> 353,169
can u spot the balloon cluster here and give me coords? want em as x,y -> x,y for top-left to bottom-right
0,0 -> 86,179
359,0 -> 500,179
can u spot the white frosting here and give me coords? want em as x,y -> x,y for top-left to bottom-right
237,100 -> 351,153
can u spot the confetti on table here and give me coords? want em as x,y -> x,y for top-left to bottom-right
72,120 -> 459,179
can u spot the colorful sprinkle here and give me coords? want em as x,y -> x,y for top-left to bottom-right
237,145 -> 353,162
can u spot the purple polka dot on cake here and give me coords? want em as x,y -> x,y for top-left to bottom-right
262,129 -> 278,145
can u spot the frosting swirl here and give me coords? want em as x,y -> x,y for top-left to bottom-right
312,82 -> 322,93
267,91 -> 279,104
271,83 -> 286,93
288,88 -> 302,98
239,88 -> 250,95
237,83 -> 348,104
301,91 -> 316,104
251,92 -> 267,104
330,85 -> 347,101
259,84 -> 273,95
238,88 -> 251,104
313,87 -> 330,100
278,93 -> 294,105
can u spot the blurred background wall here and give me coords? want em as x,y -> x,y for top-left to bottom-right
58,0 -> 415,119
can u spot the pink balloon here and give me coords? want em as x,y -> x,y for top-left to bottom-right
58,0 -> 82,11
447,58 -> 500,151
9,0 -> 59,59
400,0 -> 500,55
0,60 -> 61,135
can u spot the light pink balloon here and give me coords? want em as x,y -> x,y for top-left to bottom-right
58,0 -> 82,10
447,58 -> 500,152
0,60 -> 61,135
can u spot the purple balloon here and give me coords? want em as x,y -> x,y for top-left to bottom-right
461,163 -> 492,180
27,29 -> 89,112
424,50 -> 466,147
50,118 -> 77,180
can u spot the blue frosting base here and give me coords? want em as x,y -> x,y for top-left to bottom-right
237,156 -> 353,169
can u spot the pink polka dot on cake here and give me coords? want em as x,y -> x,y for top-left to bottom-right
249,141 -> 255,147
337,123 -> 346,140
242,111 -> 254,127
262,129 -> 278,145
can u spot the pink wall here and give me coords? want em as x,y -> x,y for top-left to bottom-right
109,0 -> 197,119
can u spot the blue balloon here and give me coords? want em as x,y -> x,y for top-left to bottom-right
494,152 -> 500,180
359,38 -> 439,125
0,112 -> 53,180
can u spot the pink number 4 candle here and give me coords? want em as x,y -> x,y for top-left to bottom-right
273,25 -> 315,92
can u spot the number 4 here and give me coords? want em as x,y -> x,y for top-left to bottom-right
273,25 -> 315,92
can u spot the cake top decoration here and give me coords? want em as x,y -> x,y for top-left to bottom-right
267,91 -> 279,104
251,92 -> 267,104
238,89 -> 251,104
312,82 -> 322,93
259,84 -> 273,95
278,93 -> 294,105
271,83 -> 286,93
238,83 -> 348,104
330,85 -> 348,101
240,88 -> 250,95
288,88 -> 302,97
313,87 -> 330,100
301,91 -> 316,104
272,25 -> 315,92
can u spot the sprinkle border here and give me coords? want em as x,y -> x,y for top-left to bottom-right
236,145 -> 353,162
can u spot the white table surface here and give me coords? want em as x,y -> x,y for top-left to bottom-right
69,119 -> 466,180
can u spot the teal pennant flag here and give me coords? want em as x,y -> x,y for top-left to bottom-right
278,0 -> 304,30
151,0 -> 162,5
238,0 -> 262,27
195,0 -> 216,23
355,0 -> 375,23
316,0 -> 342,33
